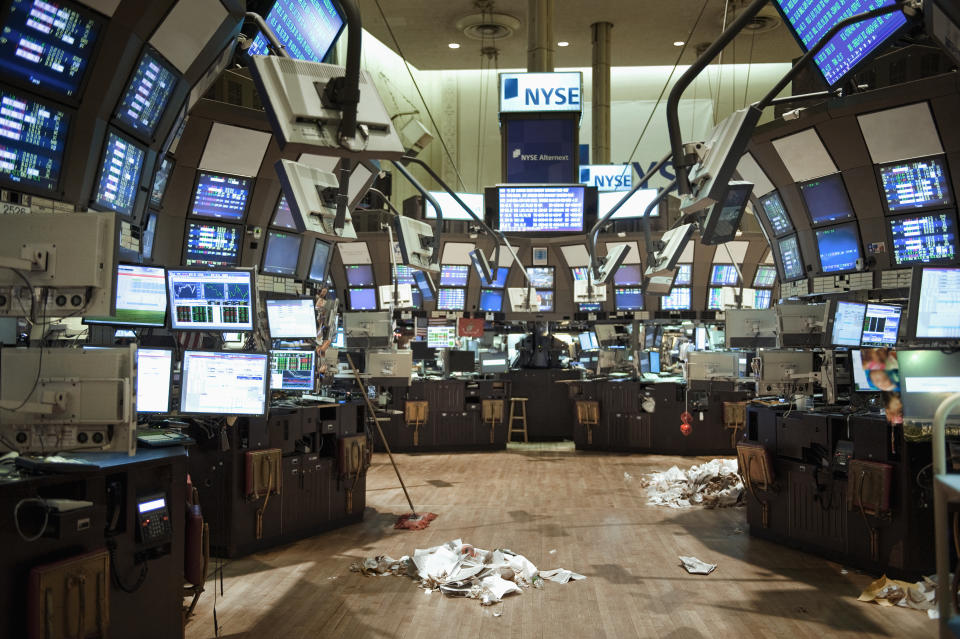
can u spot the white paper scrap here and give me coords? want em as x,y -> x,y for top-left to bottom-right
540,568 -> 587,584
679,556 -> 717,575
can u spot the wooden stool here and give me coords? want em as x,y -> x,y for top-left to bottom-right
508,397 -> 529,443
482,399 -> 504,444
575,400 -> 600,446
405,401 -> 428,446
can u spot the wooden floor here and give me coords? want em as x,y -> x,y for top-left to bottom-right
185,442 -> 933,639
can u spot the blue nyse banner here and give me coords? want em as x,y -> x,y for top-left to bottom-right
499,72 -> 582,113
504,118 -> 576,183
580,164 -> 633,192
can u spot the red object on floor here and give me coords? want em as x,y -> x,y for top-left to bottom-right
394,512 -> 438,530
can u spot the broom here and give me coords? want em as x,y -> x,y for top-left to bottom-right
346,353 -> 436,530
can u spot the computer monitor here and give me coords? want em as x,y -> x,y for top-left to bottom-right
347,287 -> 377,311
536,290 -> 554,312
439,265 -> 469,287
899,350 -> 960,427
479,289 -> 504,313
136,347 -> 173,413
427,325 -> 457,349
269,349 -> 315,391
815,222 -> 862,274
183,221 -> 243,267
266,298 -> 317,339
411,341 -> 436,362
753,265 -> 777,288
190,171 -> 253,222
777,234 -> 805,282
877,155 -> 953,214
149,156 -> 174,208
908,267 -> 960,340
413,270 -> 436,303
448,350 -> 476,373
752,289 -> 773,310
424,191 -> 484,221
437,288 -> 466,311
479,351 -> 510,374
674,264 -> 692,286
661,287 -> 691,310
707,287 -> 734,310
527,267 -> 555,289
578,331 -> 597,351
725,309 -> 778,348
167,268 -> 255,331
758,191 -> 794,236
306,238 -> 333,284
614,287 -> 644,311
488,184 -> 595,233
261,230 -> 302,277
180,351 -> 268,415
270,194 -> 297,230
599,187 -> 661,219
114,46 -> 178,139
247,0 -> 346,62
613,264 -> 643,286
830,301 -> 866,347
0,89 -> 70,195
860,303 -> 901,347
799,174 -> 855,226
85,264 -> 167,327
345,264 -> 375,286
0,0 -> 102,101
887,210 -> 958,266
578,302 -> 602,312
778,302 -> 829,347
850,350 -> 872,392
710,264 -> 740,286
93,130 -> 147,217
649,351 -> 661,374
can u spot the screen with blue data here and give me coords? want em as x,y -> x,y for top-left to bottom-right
439,265 -> 469,287
0,89 -> 69,193
115,48 -> 177,138
614,264 -> 642,286
674,264 -> 692,286
183,221 -> 242,267
93,130 -> 145,216
888,211 -> 957,265
816,222 -> 862,273
661,287 -> 691,310
344,264 -> 375,287
347,287 -> 377,311
710,264 -> 740,286
496,185 -> 585,232
247,0 -> 345,62
437,287 -> 466,311
478,289 -> 503,312
878,155 -> 953,213
191,171 -> 252,221
614,287 -> 644,311
753,265 -> 778,288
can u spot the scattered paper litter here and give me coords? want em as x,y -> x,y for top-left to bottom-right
624,472 -> 633,481
351,539 -> 585,608
641,459 -> 743,509
858,574 -> 937,613
549,549 -> 557,555
679,556 -> 717,575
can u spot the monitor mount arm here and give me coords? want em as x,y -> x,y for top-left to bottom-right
243,12 -> 289,58
389,160 -> 443,267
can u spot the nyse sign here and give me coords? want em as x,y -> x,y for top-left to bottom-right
579,165 -> 632,192
499,72 -> 582,113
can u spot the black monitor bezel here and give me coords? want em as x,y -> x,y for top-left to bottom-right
268,348 -> 317,392
875,153 -> 955,216
814,220 -> 863,276
260,229 -> 303,279
83,262 -> 168,328
148,155 -> 175,210
179,349 -> 269,416
188,169 -> 255,224
436,287 -> 467,311
613,286 -> 644,312
306,237 -> 334,285
906,266 -> 960,341
775,233 -> 807,282
797,173 -> 856,228
885,208 -> 960,267
478,288 -> 504,313
111,43 -> 182,144
0,86 -> 75,198
346,286 -> 379,311
181,219 -> 244,267
485,183 -> 599,236
165,266 -> 257,333
135,346 -> 175,414
90,126 -> 155,222
758,189 -> 795,238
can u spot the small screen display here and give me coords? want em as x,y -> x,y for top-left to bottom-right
860,303 -> 901,347
271,194 -> 297,230
190,171 -> 252,221
180,351 -> 267,415
752,289 -> 773,309
345,264 -> 374,286
674,264 -> 692,286
536,290 -> 554,312
167,269 -> 254,331
496,185 -> 586,232
115,48 -> 177,137
393,264 -> 416,285
661,287 -> 691,310
0,89 -> 69,193
831,300 -> 866,346
914,267 -> 960,339
710,264 -> 739,286
759,191 -> 794,236
427,325 -> 456,349
778,234 -> 805,281
753,265 -> 777,288
437,287 -> 466,311
613,264 -> 642,286
439,265 -> 469,287
570,267 -> 588,282
707,287 -> 727,310
247,0 -> 345,62
816,222 -> 861,273
889,211 -> 958,265
800,174 -> 855,226
347,287 -> 377,311
86,264 -> 167,327
149,156 -> 174,208
578,302 -> 602,312
266,298 -> 316,339
269,349 -> 315,391
878,155 -> 953,213
413,271 -> 435,302
93,130 -> 144,216
307,239 -> 332,283
136,348 -> 172,413
527,267 -> 554,289
614,287 -> 644,311
261,230 -> 301,277
184,221 -> 242,267
478,289 -> 503,312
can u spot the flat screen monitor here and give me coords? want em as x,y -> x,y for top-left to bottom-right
136,347 -> 173,413
830,300 -> 866,346
483,267 -> 509,288
771,0 -> 908,87
527,267 -> 554,289
777,234 -> 805,281
900,350 -> 960,426
598,187 -> 660,219
183,221 -> 242,267
909,267 -> 960,339
661,287 -> 691,310
614,287 -> 644,311
149,156 -> 174,208
393,264 -> 416,285
180,351 -> 268,415
114,47 -> 178,138
167,268 -> 255,331
536,290 -> 554,312
570,266 -> 588,282
752,289 -> 773,310
707,287 -> 729,310
306,238 -> 333,284
269,349 -> 315,391
850,350 -> 872,392
860,303 -> 901,347
710,264 -> 740,286
411,341 -> 436,362
478,289 -> 504,313
877,155 -> 953,214
0,0 -> 102,100
437,287 -> 465,311
888,210 -> 958,266
347,287 -> 377,311
0,89 -> 70,194
614,264 -> 643,286
753,265 -> 778,288
190,171 -> 252,221
141,212 -> 157,260
578,331 -> 597,351
799,174 -> 855,226
261,230 -> 302,278
266,298 -> 316,339
427,325 -> 456,349
491,185 -> 591,233
247,0 -> 345,62
816,222 -> 862,274
93,130 -> 145,217
413,270 -> 435,302
424,191 -> 483,221
439,265 -> 469,287
448,349 -> 475,373
270,194 -> 297,230
85,264 -> 167,327
649,351 -> 661,374
674,264 -> 692,286
479,352 -> 509,374
579,302 -> 602,312
759,191 -> 794,237
344,264 -> 375,286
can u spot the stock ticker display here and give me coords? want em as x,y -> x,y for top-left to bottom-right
115,48 -> 177,137
0,88 -> 68,192
889,211 -> 958,265
710,264 -> 740,286
0,0 -> 101,99
497,186 -> 586,233
269,350 -> 315,391
247,0 -> 344,62
94,130 -> 144,216
191,171 -> 252,221
437,287 -> 466,311
879,156 -> 953,212
184,221 -> 241,267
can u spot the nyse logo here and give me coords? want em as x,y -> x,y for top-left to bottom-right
501,73 -> 582,113
513,147 -> 522,159
579,165 -> 632,192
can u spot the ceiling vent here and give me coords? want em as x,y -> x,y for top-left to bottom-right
455,12 -> 521,41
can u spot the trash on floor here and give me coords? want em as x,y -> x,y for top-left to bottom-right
678,556 -> 717,575
641,459 -> 743,509
350,539 -> 585,607
858,574 -> 937,614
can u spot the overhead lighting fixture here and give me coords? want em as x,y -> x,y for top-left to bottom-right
557,41 -> 569,47
448,42 -> 461,49
673,41 -> 685,47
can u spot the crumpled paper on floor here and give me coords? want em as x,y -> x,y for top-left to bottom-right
678,556 -> 717,575
641,459 -> 743,509
858,574 -> 937,613
350,539 -> 584,607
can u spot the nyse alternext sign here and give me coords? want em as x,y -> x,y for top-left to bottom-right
500,72 -> 582,113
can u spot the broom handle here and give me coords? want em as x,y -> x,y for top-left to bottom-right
346,352 -> 418,516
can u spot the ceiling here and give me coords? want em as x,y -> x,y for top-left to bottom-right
356,0 -> 805,70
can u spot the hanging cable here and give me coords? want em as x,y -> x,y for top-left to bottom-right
743,29 -> 757,109
372,0 -> 467,191
714,0 -> 730,125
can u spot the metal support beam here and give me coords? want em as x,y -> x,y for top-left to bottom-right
527,0 -> 554,72
591,22 -> 612,164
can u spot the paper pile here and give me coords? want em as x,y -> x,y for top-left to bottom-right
858,574 -> 938,618
350,539 -> 585,606
641,458 -> 743,509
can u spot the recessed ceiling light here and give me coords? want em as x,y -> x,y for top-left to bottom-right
673,41 -> 685,47
448,42 -> 461,49
557,41 -> 569,47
